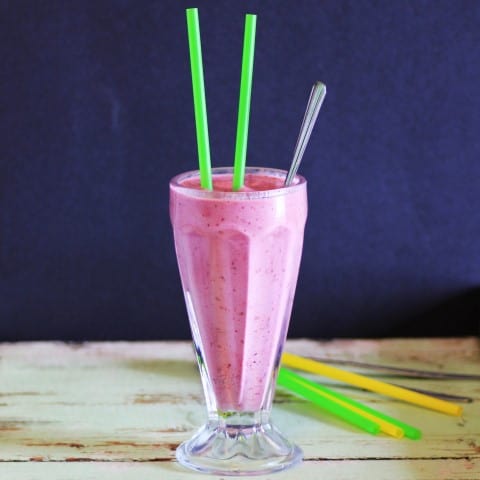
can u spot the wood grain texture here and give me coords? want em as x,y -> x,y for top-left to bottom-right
0,338 -> 478,479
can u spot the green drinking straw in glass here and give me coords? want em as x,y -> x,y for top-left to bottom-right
232,14 -> 257,191
277,368 -> 380,435
186,8 -> 212,190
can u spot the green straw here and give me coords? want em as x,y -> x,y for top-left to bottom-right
232,14 -> 257,191
186,8 -> 212,190
278,368 -> 422,440
278,368 -> 380,435
304,375 -> 422,440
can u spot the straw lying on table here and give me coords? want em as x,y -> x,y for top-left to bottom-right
278,351 -> 463,438
278,368 -> 381,436
278,368 -> 421,440
282,352 -> 463,416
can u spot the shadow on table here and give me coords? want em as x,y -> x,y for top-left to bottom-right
125,358 -> 197,381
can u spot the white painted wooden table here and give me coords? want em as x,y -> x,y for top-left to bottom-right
0,338 -> 478,479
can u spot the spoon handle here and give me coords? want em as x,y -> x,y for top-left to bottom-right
285,81 -> 326,186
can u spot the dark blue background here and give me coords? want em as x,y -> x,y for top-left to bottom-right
1,1 -> 479,340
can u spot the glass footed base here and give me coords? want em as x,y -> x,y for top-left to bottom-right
176,415 -> 302,476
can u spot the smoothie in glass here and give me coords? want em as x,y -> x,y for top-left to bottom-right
170,166 -> 307,475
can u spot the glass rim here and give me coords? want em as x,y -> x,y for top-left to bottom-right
170,166 -> 306,200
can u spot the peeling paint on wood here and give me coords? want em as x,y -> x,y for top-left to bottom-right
0,338 -> 478,479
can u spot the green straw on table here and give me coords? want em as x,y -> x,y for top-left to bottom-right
186,8 -> 212,190
305,374 -> 422,440
277,368 -> 381,435
278,368 -> 422,440
232,14 -> 257,191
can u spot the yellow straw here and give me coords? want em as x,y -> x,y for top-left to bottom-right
282,352 -> 463,416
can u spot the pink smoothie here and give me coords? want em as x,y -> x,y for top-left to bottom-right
170,169 -> 307,412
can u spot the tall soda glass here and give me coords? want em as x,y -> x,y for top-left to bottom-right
170,166 -> 307,475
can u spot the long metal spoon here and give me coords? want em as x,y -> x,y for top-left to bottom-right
309,356 -> 480,380
308,356 -> 477,402
285,81 -> 327,186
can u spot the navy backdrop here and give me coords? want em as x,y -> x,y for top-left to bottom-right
1,1 -> 479,341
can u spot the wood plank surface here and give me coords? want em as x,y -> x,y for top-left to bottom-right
0,338 -> 478,479
1,459 -> 479,480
